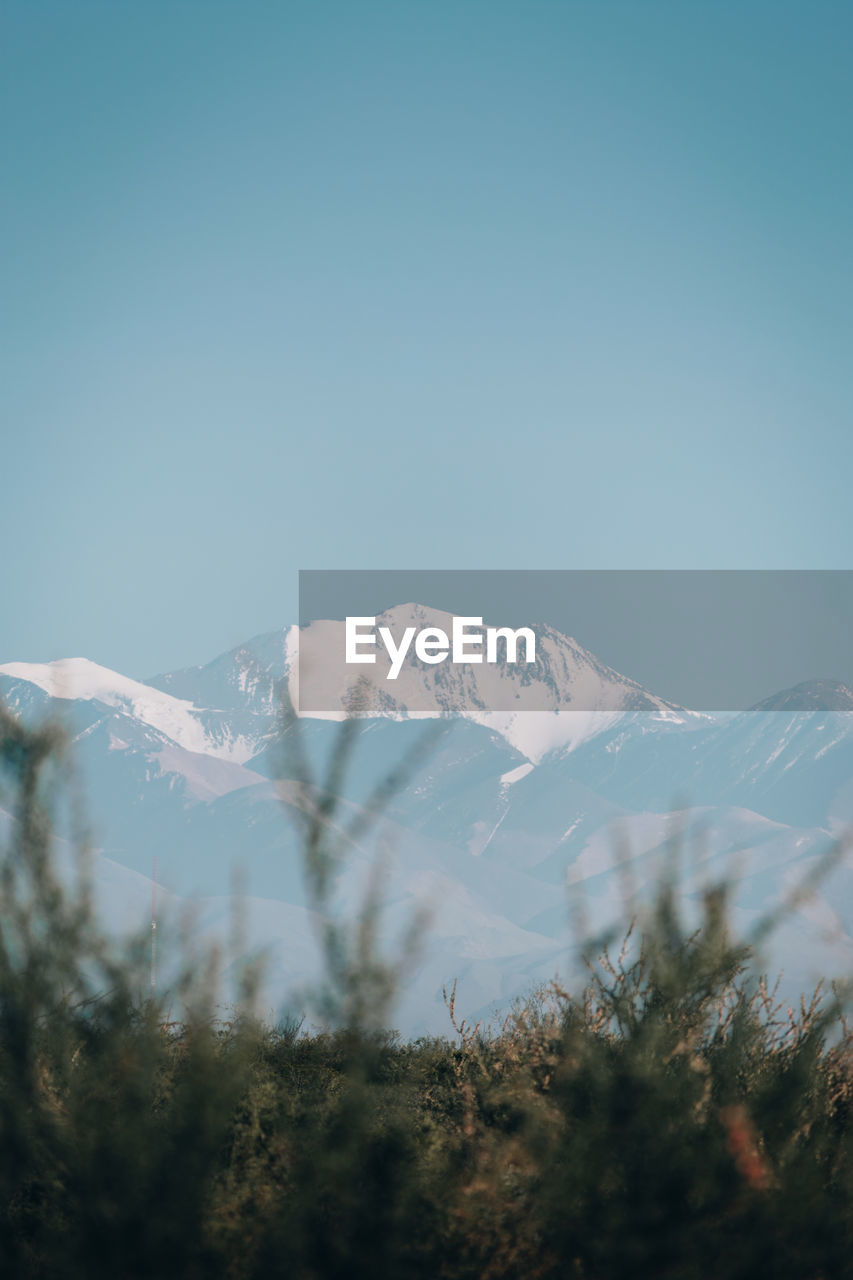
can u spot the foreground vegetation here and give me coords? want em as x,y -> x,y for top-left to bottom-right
1,706 -> 853,1278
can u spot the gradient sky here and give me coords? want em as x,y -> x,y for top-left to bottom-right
2,1 -> 851,678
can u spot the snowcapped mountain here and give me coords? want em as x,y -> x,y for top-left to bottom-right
0,657 -> 259,763
2,613 -> 852,1033
294,602 -> 699,761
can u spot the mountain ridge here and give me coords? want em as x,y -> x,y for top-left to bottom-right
3,615 -> 852,1034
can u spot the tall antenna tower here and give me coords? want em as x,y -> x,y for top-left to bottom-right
151,855 -> 157,991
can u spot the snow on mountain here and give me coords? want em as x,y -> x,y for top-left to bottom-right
0,658 -> 257,763
520,695 -> 853,834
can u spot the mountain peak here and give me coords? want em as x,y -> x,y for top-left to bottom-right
750,679 -> 853,713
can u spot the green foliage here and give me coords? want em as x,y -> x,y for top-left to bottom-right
1,702 -> 853,1277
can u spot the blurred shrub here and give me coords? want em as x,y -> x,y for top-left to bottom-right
1,702 -> 852,1278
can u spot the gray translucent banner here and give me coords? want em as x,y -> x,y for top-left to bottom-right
297,570 -> 853,714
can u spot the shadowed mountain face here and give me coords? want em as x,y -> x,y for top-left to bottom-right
751,679 -> 853,713
2,623 -> 852,1034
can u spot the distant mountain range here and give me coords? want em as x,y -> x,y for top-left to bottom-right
2,608 -> 852,1033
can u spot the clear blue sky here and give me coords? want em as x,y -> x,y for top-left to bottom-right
2,1 -> 851,677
